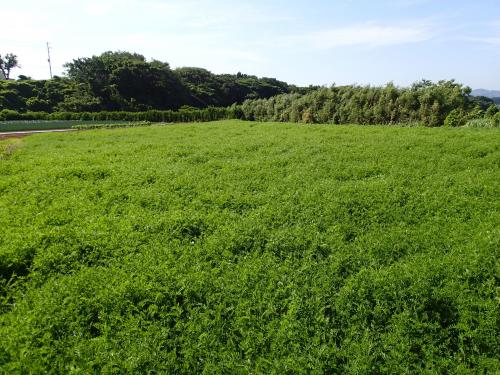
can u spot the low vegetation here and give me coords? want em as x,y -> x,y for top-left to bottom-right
0,138 -> 21,159
71,121 -> 153,130
1,120 -> 498,373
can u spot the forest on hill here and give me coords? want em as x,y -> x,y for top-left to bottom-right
0,51 -> 315,113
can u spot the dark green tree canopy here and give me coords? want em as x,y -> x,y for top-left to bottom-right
176,67 -> 291,107
60,51 -> 292,111
64,51 -> 188,111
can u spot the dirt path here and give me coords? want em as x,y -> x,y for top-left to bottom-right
0,129 -> 78,140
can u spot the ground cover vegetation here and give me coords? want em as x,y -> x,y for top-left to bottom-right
0,121 -> 498,373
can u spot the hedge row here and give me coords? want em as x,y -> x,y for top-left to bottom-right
0,107 -> 233,122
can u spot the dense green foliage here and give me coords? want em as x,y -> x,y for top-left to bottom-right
175,68 -> 297,107
0,76 -> 68,112
3,50 -> 495,128
0,52 -> 295,113
1,121 -> 499,373
239,80 -> 496,127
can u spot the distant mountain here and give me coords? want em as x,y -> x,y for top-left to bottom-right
471,89 -> 500,98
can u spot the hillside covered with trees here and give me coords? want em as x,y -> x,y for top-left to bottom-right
0,51 -> 309,113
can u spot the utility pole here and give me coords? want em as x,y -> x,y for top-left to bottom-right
46,42 -> 53,79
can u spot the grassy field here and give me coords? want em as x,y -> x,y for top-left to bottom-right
0,120 -> 133,132
0,120 -> 499,373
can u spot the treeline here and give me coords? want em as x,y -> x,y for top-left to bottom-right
0,107 -> 232,122
2,81 -> 498,127
0,51 -> 317,113
238,80 -> 498,127
1,50 -> 498,127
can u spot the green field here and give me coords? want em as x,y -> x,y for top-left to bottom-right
1,120 -> 499,373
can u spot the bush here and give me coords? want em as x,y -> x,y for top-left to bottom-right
485,105 -> 499,118
0,109 -> 21,121
444,109 -> 467,127
302,108 -> 314,123
22,112 -> 49,121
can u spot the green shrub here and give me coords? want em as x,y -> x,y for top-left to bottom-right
485,104 -> 499,118
444,109 -> 467,127
0,109 -> 20,121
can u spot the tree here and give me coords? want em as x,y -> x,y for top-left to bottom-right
0,53 -> 20,79
64,51 -> 189,110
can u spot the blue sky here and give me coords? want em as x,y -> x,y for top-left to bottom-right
3,0 -> 500,88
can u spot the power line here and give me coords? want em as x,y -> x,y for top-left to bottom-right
46,42 -> 53,79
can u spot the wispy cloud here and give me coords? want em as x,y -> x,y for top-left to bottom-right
2,0 -> 498,87
391,0 -> 433,8
462,36 -> 500,46
284,22 -> 434,49
457,20 -> 500,46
